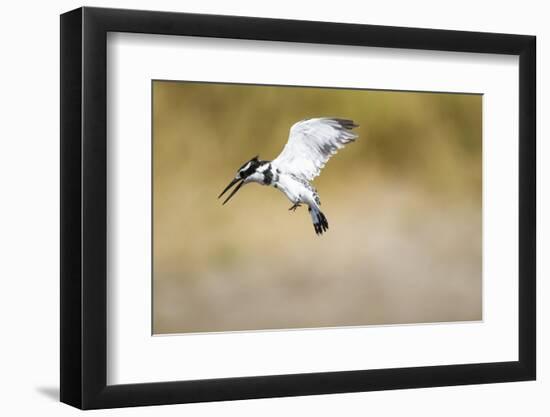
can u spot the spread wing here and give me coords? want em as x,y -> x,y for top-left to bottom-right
272,118 -> 359,182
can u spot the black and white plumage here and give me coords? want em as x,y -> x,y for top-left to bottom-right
218,118 -> 359,235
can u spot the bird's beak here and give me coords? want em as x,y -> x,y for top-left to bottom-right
218,177 -> 244,205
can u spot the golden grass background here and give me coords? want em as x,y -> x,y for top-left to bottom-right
153,81 -> 482,334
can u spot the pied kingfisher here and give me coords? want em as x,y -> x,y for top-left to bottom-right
218,118 -> 359,235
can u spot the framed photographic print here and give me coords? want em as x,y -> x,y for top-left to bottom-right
60,6 -> 536,409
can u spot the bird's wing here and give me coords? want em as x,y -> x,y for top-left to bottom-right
272,118 -> 359,182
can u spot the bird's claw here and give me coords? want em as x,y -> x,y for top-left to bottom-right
288,203 -> 302,212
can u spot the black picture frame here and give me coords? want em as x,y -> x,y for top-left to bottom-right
60,6 -> 536,410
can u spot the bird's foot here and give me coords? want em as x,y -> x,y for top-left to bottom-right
288,202 -> 302,212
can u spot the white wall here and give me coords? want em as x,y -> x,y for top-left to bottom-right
0,0 -> 545,415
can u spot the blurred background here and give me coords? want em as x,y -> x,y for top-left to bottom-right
153,81 -> 482,334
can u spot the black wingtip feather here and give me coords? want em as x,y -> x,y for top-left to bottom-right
332,118 -> 359,130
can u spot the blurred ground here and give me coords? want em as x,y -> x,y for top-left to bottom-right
152,81 -> 482,334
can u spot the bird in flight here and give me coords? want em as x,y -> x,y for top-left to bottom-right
218,118 -> 359,235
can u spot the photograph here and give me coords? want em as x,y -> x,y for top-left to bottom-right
152,81 -> 483,334
52,2 -> 538,412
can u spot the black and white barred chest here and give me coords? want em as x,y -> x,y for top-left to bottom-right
261,163 -> 276,186
258,163 -> 321,207
290,174 -> 321,206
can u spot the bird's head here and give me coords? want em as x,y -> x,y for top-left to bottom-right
218,155 -> 262,205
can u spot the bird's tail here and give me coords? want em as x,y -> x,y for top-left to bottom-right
309,206 -> 329,236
